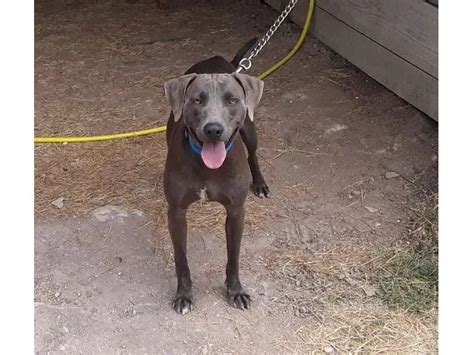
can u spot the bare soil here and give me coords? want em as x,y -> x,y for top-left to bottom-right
35,0 -> 438,353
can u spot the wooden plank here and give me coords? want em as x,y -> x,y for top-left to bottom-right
271,0 -> 438,119
315,0 -> 438,78
290,0 -> 311,27
311,8 -> 438,120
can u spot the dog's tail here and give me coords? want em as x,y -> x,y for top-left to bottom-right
231,37 -> 258,68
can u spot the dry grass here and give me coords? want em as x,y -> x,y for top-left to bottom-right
35,136 -> 276,239
34,0 -> 277,233
274,303 -> 437,354
262,243 -> 438,353
262,194 -> 438,353
372,194 -> 438,313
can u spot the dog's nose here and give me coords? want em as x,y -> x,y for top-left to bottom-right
203,123 -> 224,139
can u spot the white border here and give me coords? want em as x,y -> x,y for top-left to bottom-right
439,1 -> 474,353
0,1 -> 34,352
0,0 -> 471,352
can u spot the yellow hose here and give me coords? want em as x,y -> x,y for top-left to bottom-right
34,0 -> 314,144
257,0 -> 315,80
35,126 -> 167,143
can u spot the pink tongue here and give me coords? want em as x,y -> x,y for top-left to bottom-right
201,141 -> 227,169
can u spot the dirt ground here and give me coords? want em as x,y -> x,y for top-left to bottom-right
35,0 -> 438,353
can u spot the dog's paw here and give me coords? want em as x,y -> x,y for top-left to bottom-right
227,289 -> 251,310
173,295 -> 193,315
252,180 -> 271,198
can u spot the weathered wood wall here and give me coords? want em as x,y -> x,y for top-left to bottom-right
264,0 -> 438,120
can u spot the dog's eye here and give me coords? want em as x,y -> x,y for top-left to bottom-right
192,98 -> 202,105
227,98 -> 238,105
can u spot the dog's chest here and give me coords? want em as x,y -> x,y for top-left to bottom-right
197,187 -> 209,203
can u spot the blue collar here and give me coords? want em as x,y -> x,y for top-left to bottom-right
184,129 -> 233,155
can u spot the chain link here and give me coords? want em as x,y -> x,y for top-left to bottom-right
237,0 -> 299,73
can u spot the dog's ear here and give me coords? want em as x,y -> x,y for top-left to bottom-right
233,73 -> 264,121
164,73 -> 197,122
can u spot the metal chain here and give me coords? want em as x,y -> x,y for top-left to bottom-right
237,0 -> 299,73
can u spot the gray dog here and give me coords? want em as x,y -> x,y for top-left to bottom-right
163,39 -> 270,314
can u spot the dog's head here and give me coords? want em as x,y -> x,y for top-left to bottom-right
164,73 -> 264,169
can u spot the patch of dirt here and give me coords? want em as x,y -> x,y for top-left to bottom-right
35,0 -> 438,353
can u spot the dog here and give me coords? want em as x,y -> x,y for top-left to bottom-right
163,38 -> 270,314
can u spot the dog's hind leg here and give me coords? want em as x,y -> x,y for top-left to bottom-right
240,118 -> 271,198
224,204 -> 251,310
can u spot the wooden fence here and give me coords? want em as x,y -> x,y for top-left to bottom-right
264,0 -> 438,120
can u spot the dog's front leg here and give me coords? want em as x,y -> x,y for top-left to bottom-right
224,204 -> 251,310
240,119 -> 270,198
168,206 -> 193,315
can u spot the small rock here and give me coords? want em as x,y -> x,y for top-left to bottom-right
325,123 -> 348,134
92,205 -> 128,222
364,206 -> 378,213
384,171 -> 399,179
392,142 -> 402,151
54,291 -> 61,298
51,197 -> 64,209
323,345 -> 335,353
59,345 -> 66,351
363,285 -> 377,297
131,210 -> 145,217
352,190 -> 361,196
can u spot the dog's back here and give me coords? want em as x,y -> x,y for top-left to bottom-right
184,37 -> 257,75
